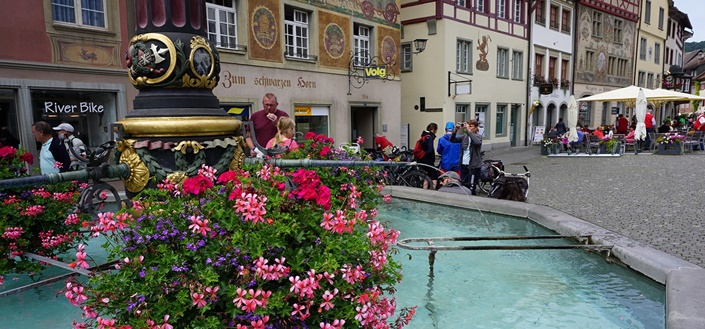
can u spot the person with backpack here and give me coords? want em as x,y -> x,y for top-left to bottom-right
449,120 -> 482,195
413,122 -> 438,189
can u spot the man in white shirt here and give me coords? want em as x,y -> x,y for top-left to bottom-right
32,121 -> 71,174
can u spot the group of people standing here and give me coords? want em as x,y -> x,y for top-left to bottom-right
29,121 -> 87,174
246,92 -> 299,157
413,120 -> 483,195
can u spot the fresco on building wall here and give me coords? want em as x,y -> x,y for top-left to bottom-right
248,0 -> 282,62
476,35 -> 492,71
575,6 -> 635,87
51,37 -> 121,68
292,0 -> 400,26
319,11 -> 351,69
377,25 -> 400,73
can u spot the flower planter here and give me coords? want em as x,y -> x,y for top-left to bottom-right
598,142 -> 622,155
657,142 -> 684,155
541,145 -> 550,155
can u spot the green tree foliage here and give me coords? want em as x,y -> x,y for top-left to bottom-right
684,41 -> 705,53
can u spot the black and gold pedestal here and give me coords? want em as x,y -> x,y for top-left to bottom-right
115,0 -> 245,194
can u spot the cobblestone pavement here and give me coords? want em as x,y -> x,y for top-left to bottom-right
483,146 -> 705,268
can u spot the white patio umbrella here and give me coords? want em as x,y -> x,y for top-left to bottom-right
566,95 -> 579,143
651,88 -> 705,101
577,85 -> 705,103
634,88 -> 648,146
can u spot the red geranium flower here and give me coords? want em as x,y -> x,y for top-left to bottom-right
216,171 -> 240,185
0,146 -> 16,159
319,146 -> 331,157
182,175 -> 213,195
19,152 -> 34,165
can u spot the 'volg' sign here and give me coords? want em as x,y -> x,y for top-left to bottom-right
364,66 -> 387,78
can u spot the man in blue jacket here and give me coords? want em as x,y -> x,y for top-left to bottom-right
437,122 -> 461,175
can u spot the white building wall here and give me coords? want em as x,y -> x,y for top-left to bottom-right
529,0 -> 575,137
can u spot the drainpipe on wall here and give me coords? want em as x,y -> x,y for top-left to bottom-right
571,0 -> 578,99
633,0 -> 644,87
525,0 -> 536,146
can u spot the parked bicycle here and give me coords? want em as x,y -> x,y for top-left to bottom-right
371,138 -> 434,189
477,151 -> 504,195
487,165 -> 531,202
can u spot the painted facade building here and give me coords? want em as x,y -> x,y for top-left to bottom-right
209,0 -> 402,150
529,0 -> 575,139
634,0 -> 668,91
573,0 -> 639,128
0,0 -> 135,160
662,1 -> 691,115
400,0 -> 529,150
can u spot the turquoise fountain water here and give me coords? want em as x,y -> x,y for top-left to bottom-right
379,200 -> 665,329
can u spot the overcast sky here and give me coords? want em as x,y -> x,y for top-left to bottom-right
673,0 -> 703,42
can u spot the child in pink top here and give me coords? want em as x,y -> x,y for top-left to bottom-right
266,117 -> 299,151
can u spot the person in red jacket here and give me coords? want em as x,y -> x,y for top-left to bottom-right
694,108 -> 705,131
615,114 -> 629,134
644,109 -> 655,150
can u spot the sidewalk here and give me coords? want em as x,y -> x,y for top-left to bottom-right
484,145 -> 705,268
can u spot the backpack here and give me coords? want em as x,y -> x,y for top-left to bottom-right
413,135 -> 431,160
480,160 -> 503,182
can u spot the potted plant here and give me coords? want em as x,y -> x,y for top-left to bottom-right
598,138 -> 621,155
65,133 -> 416,329
656,134 -> 685,155
532,74 -> 546,87
0,146 -> 92,280
540,137 -> 556,155
560,79 -> 570,90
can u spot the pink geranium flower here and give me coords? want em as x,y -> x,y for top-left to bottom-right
188,215 -> 212,236
192,292 -> 207,308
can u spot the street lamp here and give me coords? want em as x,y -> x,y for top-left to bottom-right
413,38 -> 427,54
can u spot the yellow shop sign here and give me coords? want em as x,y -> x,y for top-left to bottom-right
364,66 -> 387,78
295,106 -> 312,116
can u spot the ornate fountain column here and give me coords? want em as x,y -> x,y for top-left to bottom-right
116,0 -> 245,194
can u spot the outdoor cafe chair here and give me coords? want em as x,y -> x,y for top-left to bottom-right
648,132 -> 658,151
613,134 -> 628,154
586,134 -> 601,154
684,131 -> 704,154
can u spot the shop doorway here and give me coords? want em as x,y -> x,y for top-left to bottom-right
30,90 -> 117,148
0,89 -> 20,148
510,104 -> 520,147
547,103 -> 556,129
350,106 -> 377,150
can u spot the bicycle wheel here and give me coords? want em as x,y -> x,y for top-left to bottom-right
477,180 -> 492,194
398,170 -> 434,189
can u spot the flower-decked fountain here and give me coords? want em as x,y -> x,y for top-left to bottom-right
0,1 -> 414,328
